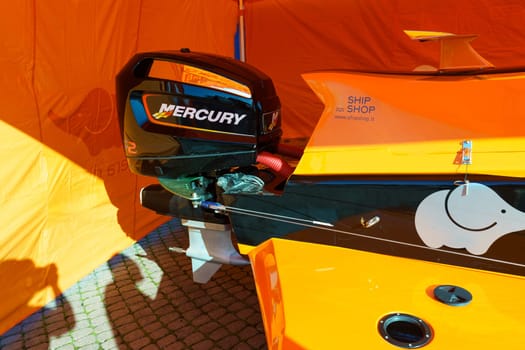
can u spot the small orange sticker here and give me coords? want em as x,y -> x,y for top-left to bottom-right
126,141 -> 137,154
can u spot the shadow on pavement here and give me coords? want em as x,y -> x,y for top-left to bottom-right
0,261 -> 75,350
0,220 -> 267,350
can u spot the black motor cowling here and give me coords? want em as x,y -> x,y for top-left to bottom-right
116,49 -> 282,179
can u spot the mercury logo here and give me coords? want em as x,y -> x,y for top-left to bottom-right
153,103 -> 247,125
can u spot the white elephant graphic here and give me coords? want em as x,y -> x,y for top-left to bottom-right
415,183 -> 525,255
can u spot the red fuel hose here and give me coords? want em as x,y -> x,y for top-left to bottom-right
256,151 -> 294,178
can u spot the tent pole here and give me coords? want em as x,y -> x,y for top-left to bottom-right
238,0 -> 246,62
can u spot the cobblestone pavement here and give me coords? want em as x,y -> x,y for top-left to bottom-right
0,220 -> 267,350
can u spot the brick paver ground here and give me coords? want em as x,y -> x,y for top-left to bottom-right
0,219 -> 267,349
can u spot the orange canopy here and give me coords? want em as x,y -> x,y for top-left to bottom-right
245,0 -> 525,138
0,0 -> 237,334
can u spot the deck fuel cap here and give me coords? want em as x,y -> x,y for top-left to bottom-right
378,313 -> 432,348
433,285 -> 472,306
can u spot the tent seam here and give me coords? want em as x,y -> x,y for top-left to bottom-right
30,0 -> 43,142
130,0 -> 144,236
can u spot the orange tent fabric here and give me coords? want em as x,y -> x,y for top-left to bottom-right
0,0 -> 237,334
245,0 -> 525,138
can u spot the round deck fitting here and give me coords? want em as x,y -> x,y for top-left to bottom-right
433,285 -> 472,306
378,313 -> 432,348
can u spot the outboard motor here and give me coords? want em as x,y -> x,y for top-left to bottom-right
116,49 -> 282,208
116,49 -> 283,282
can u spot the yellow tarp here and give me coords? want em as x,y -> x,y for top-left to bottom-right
0,0 -> 237,334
